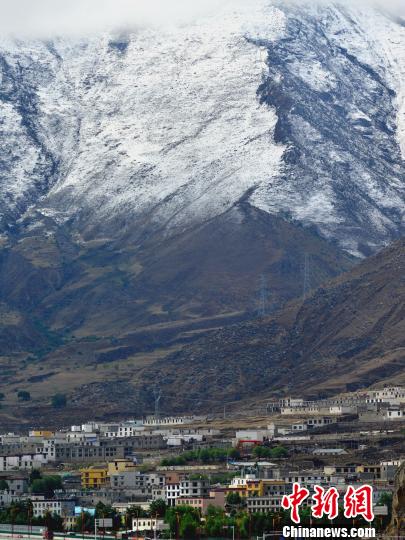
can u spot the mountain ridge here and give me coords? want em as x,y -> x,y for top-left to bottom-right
0,1 -> 404,255
0,0 -> 405,425
135,237 -> 405,412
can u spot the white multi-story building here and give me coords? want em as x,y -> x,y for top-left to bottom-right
143,416 -> 204,427
66,432 -> 98,443
385,407 -> 404,420
0,434 -> 21,445
32,499 -> 75,518
117,421 -> 144,438
229,475 -> 258,489
283,471 -> 346,490
366,387 -> 405,406
132,518 -> 168,532
235,430 -> 270,443
165,483 -> 181,506
0,453 -> 47,471
37,440 -> 56,462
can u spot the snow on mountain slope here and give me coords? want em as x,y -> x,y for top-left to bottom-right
0,1 -> 285,234
363,11 -> 405,157
0,0 -> 404,255
253,1 -> 405,255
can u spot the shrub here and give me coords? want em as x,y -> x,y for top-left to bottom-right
51,394 -> 67,409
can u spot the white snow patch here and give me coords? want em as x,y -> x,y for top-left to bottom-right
0,1 -> 287,231
292,60 -> 337,92
327,4 -> 405,158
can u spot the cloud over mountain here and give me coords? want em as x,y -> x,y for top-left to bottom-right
1,0 -> 404,38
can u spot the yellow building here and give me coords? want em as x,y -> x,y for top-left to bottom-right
246,479 -> 262,498
227,476 -> 262,498
227,478 -> 288,499
107,459 -> 137,476
29,430 -> 54,438
80,466 -> 108,489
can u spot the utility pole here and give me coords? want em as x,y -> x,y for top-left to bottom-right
153,514 -> 157,540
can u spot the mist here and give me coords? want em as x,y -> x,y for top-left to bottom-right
0,0 -> 404,38
0,0 -> 243,37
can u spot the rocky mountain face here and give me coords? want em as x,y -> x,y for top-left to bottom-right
387,461 -> 405,536
138,238 -> 405,412
259,1 -> 405,256
0,1 -> 404,422
0,1 -> 404,253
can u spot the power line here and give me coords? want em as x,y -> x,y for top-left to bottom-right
258,274 -> 268,317
303,253 -> 311,301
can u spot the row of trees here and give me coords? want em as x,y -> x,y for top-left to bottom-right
0,497 -> 392,538
0,501 -> 63,531
160,502 -> 392,539
160,445 -> 289,467
252,445 -> 288,459
160,447 -> 241,466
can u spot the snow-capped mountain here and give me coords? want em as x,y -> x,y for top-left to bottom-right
0,0 -> 404,256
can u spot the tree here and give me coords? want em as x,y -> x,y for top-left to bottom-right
0,501 -> 32,526
125,505 -> 148,529
227,448 -> 240,460
205,507 -> 228,537
253,446 -> 271,459
179,513 -> 198,539
164,506 -> 200,538
74,512 -> 94,533
150,499 -> 167,518
378,492 -> 393,519
270,446 -> 288,458
0,480 -> 8,491
378,492 -> 393,507
17,391 -> 31,402
51,394 -> 67,409
160,447 -> 236,467
29,470 -> 42,484
95,502 -> 121,530
43,511 -> 64,533
31,475 -> 63,498
226,492 -> 243,507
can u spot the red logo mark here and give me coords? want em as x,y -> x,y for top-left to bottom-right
344,485 -> 374,522
282,482 -> 310,524
312,485 -> 340,520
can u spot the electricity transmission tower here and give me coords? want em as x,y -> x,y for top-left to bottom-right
303,253 -> 311,300
258,274 -> 268,318
153,388 -> 162,422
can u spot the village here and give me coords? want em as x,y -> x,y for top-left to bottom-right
0,386 -> 404,538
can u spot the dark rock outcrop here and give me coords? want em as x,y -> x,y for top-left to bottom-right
387,462 -> 405,537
